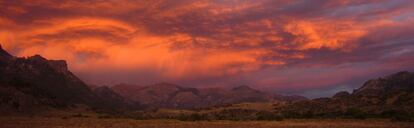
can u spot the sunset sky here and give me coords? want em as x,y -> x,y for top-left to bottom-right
1,0 -> 413,97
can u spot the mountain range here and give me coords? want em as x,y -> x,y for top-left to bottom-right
0,44 -> 413,119
110,83 -> 307,109
0,44 -> 305,114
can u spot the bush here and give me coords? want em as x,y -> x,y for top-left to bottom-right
213,109 -> 257,121
98,115 -> 112,119
72,113 -> 89,118
178,113 -> 210,121
302,111 -> 315,118
391,115 -> 413,122
345,108 -> 367,119
390,112 -> 414,122
256,111 -> 284,121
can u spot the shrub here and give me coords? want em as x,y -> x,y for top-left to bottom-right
72,113 -> 89,118
345,108 -> 367,119
98,115 -> 112,119
256,111 -> 284,121
391,114 -> 414,122
213,109 -> 257,121
177,113 -> 210,121
302,111 -> 315,118
389,112 -> 414,122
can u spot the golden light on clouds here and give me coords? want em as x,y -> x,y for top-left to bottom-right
284,20 -> 367,51
1,0 -> 413,94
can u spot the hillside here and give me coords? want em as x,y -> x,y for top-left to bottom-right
0,45 -> 141,115
279,71 -> 414,118
111,83 -> 307,109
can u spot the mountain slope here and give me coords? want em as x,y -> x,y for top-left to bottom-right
111,84 -> 143,98
0,44 -> 141,114
280,71 -> 414,117
93,86 -> 142,111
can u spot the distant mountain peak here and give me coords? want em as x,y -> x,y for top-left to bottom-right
28,54 -> 47,61
333,91 -> 350,98
232,85 -> 255,91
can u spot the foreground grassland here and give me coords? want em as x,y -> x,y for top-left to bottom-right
1,117 -> 413,128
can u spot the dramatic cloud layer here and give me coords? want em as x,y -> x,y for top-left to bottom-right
1,0 -> 413,97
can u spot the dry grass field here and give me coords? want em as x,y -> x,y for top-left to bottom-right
1,117 -> 413,128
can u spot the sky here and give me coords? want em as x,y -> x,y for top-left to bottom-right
1,0 -> 414,98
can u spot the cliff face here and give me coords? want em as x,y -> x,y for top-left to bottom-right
1,54 -> 94,104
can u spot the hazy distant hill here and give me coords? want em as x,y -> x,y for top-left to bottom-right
111,83 -> 307,109
110,83 -> 142,98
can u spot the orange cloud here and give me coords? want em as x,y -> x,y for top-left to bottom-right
0,15 -> 276,80
1,0 -> 413,91
21,0 -> 147,14
284,20 -> 367,51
